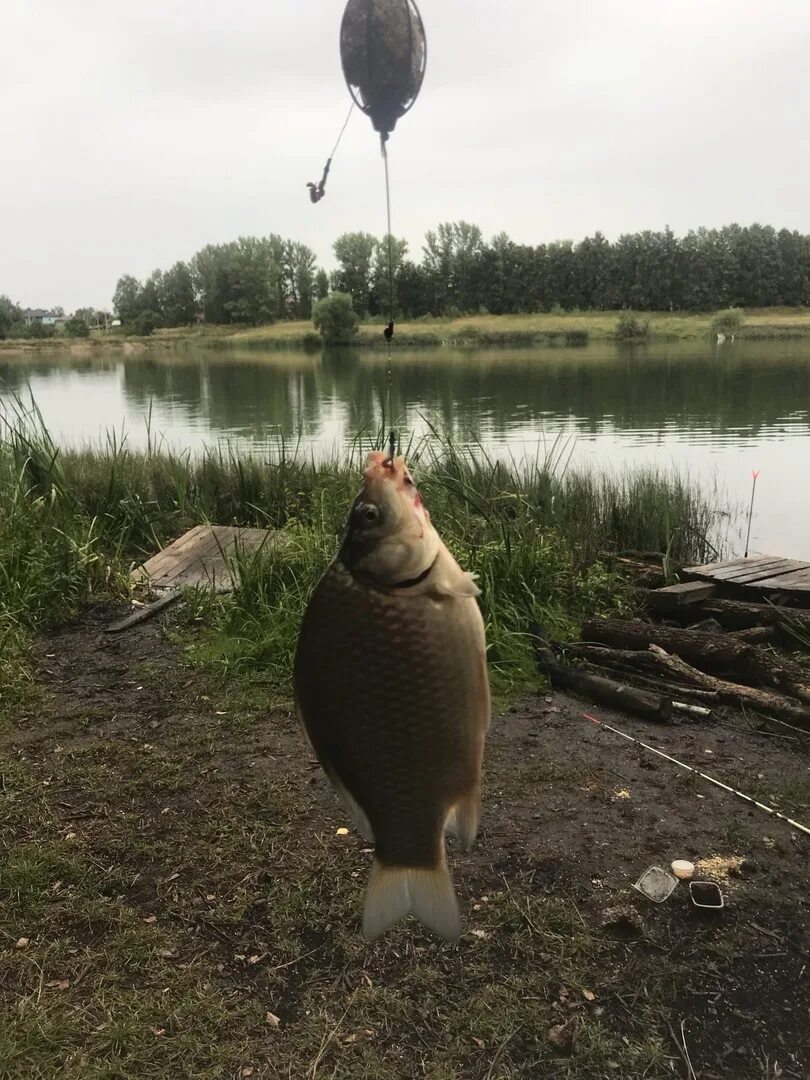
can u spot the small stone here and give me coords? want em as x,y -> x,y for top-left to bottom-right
548,1019 -> 577,1053
14,937 -> 30,949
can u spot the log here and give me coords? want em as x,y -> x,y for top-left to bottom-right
645,645 -> 810,727
535,643 -> 672,722
731,626 -> 778,645
569,639 -> 810,727
563,643 -> 720,700
581,617 -> 810,700
647,595 -> 810,635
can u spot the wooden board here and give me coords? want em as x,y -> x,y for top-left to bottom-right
647,581 -> 717,610
132,525 -> 274,592
683,555 -> 810,604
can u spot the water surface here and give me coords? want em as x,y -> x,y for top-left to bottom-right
2,340 -> 809,558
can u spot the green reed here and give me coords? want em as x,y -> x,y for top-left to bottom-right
0,399 -> 726,706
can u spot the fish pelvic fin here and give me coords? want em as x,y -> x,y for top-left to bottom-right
331,776 -> 374,842
444,787 -> 481,851
362,856 -> 461,943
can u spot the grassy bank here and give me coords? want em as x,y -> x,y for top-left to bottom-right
0,406 -> 724,711
5,416 -> 809,1080
4,307 -> 810,356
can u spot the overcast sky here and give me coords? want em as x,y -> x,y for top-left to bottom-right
2,0 -> 809,312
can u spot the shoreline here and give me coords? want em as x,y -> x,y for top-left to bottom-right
4,307 -> 810,356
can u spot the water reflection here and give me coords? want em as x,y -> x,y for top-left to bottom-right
2,340 -> 809,555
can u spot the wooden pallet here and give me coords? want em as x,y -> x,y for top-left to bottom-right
132,525 -> 273,592
683,555 -> 810,598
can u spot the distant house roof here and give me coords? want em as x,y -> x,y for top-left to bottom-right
23,308 -> 50,318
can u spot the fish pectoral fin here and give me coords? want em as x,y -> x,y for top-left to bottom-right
432,572 -> 480,599
444,788 -> 481,851
362,857 -> 461,942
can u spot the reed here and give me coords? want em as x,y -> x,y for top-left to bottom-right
0,400 -> 725,705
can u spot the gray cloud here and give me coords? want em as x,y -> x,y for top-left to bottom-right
2,0 -> 809,310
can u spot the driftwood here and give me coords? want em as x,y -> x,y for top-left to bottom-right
582,617 -> 810,701
646,594 -> 810,635
534,641 -> 672,722
645,646 -> 810,728
731,626 -> 778,645
563,644 -> 719,701
567,640 -> 810,727
105,591 -> 181,633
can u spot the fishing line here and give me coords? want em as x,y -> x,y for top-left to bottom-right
583,712 -> 810,836
382,135 -> 396,459
331,102 -> 355,159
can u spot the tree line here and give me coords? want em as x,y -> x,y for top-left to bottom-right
4,221 -> 807,341
109,223 -> 810,331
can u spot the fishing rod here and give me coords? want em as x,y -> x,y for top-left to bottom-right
584,712 -> 810,837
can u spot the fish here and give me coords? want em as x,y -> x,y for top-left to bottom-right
293,451 -> 490,941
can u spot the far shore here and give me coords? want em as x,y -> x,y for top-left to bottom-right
3,307 -> 810,357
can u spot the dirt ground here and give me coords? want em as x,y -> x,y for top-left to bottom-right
2,604 -> 809,1079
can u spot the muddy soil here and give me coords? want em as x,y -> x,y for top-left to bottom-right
9,604 -> 810,1078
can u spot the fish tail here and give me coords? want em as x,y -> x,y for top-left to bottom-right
362,855 -> 461,942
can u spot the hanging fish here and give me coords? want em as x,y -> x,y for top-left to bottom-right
294,452 -> 490,941
340,0 -> 427,140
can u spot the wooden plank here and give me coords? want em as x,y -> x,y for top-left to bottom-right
132,525 -> 273,592
757,572 -> 810,592
648,582 -> 717,610
133,525 -> 211,584
684,555 -> 774,577
708,558 -> 798,582
149,528 -> 236,587
715,560 -> 810,585
105,591 -> 182,633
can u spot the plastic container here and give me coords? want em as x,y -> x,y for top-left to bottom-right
689,881 -> 724,909
671,860 -> 696,880
633,866 -> 679,903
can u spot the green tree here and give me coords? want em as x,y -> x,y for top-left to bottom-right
372,234 -> 408,316
312,292 -> 358,345
315,268 -> 330,301
332,232 -> 378,316
112,275 -> 144,323
0,295 -> 22,339
64,315 -> 90,338
140,270 -> 164,327
284,242 -> 317,319
160,262 -> 196,327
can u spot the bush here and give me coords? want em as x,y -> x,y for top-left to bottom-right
24,322 -> 57,340
64,316 -> 90,338
312,293 -> 358,345
128,310 -> 163,337
711,307 -> 745,335
615,312 -> 649,341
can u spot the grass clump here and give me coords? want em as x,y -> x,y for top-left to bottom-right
615,312 -> 649,341
711,307 -> 745,335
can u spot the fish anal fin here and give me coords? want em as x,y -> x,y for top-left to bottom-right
444,787 -> 481,851
362,857 -> 461,942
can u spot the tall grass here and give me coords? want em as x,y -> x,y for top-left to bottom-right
0,400 -> 726,707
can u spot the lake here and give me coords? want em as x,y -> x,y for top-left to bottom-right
1,339 -> 809,559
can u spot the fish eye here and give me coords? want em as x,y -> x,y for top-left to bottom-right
356,503 -> 381,527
